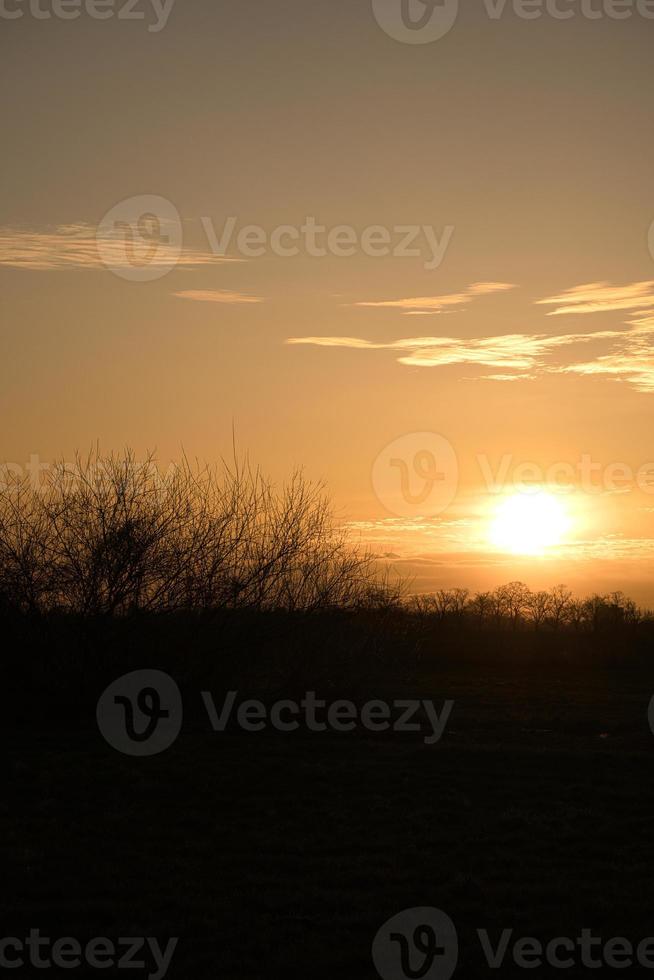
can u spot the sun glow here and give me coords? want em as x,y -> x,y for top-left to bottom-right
489,490 -> 573,556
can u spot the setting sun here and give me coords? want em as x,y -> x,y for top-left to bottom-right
489,490 -> 572,556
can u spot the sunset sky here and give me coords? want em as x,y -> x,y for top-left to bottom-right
2,1 -> 654,600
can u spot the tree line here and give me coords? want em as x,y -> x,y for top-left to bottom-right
409,583 -> 650,632
0,449 -> 650,631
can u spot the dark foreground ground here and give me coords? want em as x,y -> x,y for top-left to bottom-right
4,611 -> 654,978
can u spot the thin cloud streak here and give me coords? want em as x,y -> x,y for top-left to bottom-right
546,292 -> 654,392
287,327 -> 623,372
353,281 -> 516,312
289,281 -> 654,393
174,289 -> 263,305
0,224 -> 236,272
537,281 -> 654,316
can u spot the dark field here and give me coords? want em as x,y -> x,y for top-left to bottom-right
5,613 -> 654,978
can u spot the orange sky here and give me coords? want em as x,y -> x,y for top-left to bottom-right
2,2 -> 654,600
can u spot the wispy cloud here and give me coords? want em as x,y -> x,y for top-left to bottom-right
482,373 -> 537,382
558,317 -> 654,392
173,289 -> 263,305
546,291 -> 654,392
537,281 -> 654,316
0,224 -> 235,272
560,357 -> 654,393
353,281 -> 516,313
287,327 -> 621,372
289,281 -> 654,393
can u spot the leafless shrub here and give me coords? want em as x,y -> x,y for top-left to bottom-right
0,449 -> 398,616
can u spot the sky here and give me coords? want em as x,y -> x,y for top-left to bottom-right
2,0 -> 654,601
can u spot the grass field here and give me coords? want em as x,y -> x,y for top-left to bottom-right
6,627 -> 654,978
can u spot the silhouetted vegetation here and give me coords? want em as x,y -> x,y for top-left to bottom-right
2,450 -> 654,715
0,449 -> 397,617
409,582 -> 652,633
1,450 -> 651,643
6,454 -> 654,979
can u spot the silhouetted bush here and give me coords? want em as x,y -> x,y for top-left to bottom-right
0,449 -> 399,617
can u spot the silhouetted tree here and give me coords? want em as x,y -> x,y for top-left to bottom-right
0,449 -> 399,616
